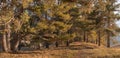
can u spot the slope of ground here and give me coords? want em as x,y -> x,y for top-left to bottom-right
111,44 -> 120,48
69,42 -> 105,50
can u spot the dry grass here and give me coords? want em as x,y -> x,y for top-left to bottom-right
0,42 -> 120,58
1,48 -> 120,58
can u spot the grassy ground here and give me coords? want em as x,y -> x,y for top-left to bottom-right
1,42 -> 120,58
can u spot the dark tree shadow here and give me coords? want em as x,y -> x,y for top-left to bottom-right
9,51 -> 43,54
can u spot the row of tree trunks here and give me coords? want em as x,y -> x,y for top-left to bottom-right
1,24 -> 11,52
2,33 -> 20,52
81,29 -> 111,47
43,41 -> 70,49
82,28 -> 111,47
83,31 -> 89,43
82,30 -> 103,47
1,24 -> 21,52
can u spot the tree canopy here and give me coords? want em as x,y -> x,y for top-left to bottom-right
0,0 -> 120,52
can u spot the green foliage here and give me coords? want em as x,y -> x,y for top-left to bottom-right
59,33 -> 76,41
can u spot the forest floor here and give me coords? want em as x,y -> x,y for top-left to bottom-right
0,42 -> 120,58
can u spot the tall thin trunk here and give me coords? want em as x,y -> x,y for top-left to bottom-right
6,24 -> 11,51
96,38 -> 98,44
2,32 -> 8,52
98,31 -> 101,46
83,31 -> 86,42
107,19 -> 110,47
86,32 -> 88,42
107,32 -> 110,47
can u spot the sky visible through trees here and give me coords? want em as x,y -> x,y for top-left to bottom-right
116,0 -> 120,27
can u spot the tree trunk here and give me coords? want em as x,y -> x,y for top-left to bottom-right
6,24 -> 11,52
55,41 -> 59,47
83,31 -> 86,42
37,43 -> 42,50
45,42 -> 49,48
107,19 -> 110,48
11,39 -> 20,52
107,32 -> 110,47
66,41 -> 69,47
98,31 -> 101,46
96,39 -> 98,44
86,32 -> 88,43
11,34 -> 20,52
2,32 -> 8,52
14,40 -> 20,52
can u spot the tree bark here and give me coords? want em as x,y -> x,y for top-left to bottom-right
86,32 -> 88,43
83,31 -> 86,42
107,19 -> 110,47
107,32 -> 110,47
11,39 -> 20,52
55,41 -> 59,47
66,40 -> 69,47
2,32 -> 8,52
96,38 -> 98,44
45,42 -> 49,48
10,33 -> 20,52
98,31 -> 101,46
6,24 -> 11,52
